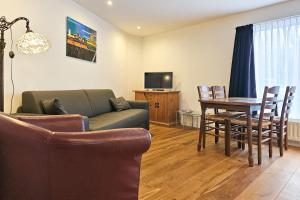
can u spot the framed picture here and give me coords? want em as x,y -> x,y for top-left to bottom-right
66,17 -> 97,62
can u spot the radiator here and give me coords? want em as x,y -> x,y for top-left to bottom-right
288,121 -> 300,147
181,115 -> 300,146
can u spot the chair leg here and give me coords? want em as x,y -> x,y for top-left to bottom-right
276,126 -> 280,147
241,133 -> 246,150
215,122 -> 219,144
279,126 -> 284,157
238,135 -> 242,149
258,129 -> 262,165
284,123 -> 288,151
198,128 -> 202,151
278,135 -> 283,157
237,128 -> 242,149
203,134 -> 206,149
198,116 -> 205,151
203,123 -> 206,149
225,119 -> 231,156
284,133 -> 288,150
269,125 -> 273,158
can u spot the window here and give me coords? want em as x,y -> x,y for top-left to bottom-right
254,16 -> 300,119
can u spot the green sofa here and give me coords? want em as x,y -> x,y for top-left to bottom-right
18,89 -> 149,131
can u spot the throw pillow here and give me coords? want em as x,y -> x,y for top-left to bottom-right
109,97 -> 131,112
41,98 -> 68,115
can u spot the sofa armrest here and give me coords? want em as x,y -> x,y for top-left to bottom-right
15,114 -> 85,132
128,100 -> 149,111
17,106 -> 23,113
48,128 -> 151,199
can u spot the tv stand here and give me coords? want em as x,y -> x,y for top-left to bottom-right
133,90 -> 180,126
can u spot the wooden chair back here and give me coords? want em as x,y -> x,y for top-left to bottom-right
197,85 -> 213,100
259,86 -> 280,128
212,86 -> 227,114
212,86 -> 226,99
280,86 -> 296,122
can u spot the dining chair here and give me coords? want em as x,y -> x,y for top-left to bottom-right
274,86 -> 296,156
212,86 -> 244,145
225,86 -> 280,165
197,85 -> 241,149
212,86 -> 226,144
212,86 -> 245,117
197,85 -> 226,148
212,86 -> 227,99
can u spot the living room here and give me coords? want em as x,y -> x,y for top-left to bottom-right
1,0 -> 300,199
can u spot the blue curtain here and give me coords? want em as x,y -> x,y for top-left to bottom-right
229,24 -> 257,98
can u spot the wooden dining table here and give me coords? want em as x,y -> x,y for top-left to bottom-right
198,98 -> 263,167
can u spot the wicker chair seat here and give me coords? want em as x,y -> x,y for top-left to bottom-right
206,114 -> 226,122
206,111 -> 243,122
230,117 -> 272,128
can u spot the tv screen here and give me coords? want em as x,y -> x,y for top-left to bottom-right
144,72 -> 173,89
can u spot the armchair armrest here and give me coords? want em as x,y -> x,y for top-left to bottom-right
81,115 -> 89,131
51,128 -> 151,153
128,100 -> 149,111
15,113 -> 90,131
48,128 -> 151,200
15,114 -> 85,132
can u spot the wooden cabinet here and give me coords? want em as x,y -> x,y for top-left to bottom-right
134,90 -> 180,126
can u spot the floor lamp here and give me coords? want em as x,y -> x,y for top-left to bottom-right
0,16 -> 50,112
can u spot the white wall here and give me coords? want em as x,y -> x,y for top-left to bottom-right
2,0 -> 300,114
1,0 -> 142,112
141,1 -> 300,113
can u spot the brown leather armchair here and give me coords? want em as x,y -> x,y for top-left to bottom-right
0,114 -> 151,200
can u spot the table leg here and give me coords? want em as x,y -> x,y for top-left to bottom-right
246,110 -> 254,167
198,108 -> 206,151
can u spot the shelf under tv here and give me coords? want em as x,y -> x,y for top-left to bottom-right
133,90 -> 180,126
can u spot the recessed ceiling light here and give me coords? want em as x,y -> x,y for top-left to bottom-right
137,26 -> 141,30
107,0 -> 113,6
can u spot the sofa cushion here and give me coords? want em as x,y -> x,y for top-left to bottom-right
89,109 -> 149,131
84,89 -> 116,116
41,98 -> 68,115
109,97 -> 131,112
22,90 -> 94,117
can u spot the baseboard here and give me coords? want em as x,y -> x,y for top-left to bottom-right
288,140 -> 300,148
150,121 -> 176,126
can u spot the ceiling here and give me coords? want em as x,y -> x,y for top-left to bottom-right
73,0 -> 288,37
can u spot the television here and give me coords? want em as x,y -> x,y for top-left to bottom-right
144,72 -> 173,90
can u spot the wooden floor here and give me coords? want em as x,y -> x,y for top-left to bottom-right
139,125 -> 300,200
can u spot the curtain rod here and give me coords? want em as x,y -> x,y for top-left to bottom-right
254,13 -> 300,25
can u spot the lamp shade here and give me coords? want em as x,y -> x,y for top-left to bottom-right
16,32 -> 50,54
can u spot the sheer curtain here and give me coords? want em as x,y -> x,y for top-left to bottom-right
254,16 -> 300,119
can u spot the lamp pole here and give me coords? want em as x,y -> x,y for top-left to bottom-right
0,16 -> 31,112
0,30 -> 5,111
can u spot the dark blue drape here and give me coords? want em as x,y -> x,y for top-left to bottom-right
229,24 -> 257,98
